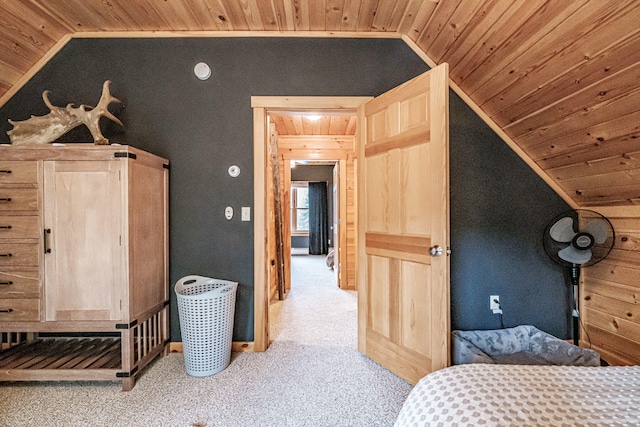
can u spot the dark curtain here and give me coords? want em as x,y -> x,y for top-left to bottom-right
308,182 -> 329,255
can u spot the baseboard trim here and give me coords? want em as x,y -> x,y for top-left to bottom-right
169,341 -> 255,353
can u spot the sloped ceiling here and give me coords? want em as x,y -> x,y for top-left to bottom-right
1,0 -> 639,207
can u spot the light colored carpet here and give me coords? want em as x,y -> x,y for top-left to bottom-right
0,255 -> 412,426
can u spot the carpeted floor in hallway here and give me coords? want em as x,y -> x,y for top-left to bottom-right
0,255 -> 412,427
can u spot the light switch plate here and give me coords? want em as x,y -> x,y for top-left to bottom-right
241,207 -> 250,221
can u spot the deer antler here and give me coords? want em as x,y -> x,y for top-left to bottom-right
7,80 -> 124,145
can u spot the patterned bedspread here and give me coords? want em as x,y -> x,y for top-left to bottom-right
395,364 -> 640,427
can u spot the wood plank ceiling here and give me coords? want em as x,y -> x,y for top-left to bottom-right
270,114 -> 357,136
1,0 -> 639,207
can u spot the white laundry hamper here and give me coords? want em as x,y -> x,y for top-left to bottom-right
175,275 -> 237,377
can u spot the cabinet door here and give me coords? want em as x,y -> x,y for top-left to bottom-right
44,161 -> 124,321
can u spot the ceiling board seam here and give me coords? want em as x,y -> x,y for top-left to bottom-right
448,1 -> 544,89
465,0 -> 591,99
504,61 -> 640,135
547,149 -> 640,178
26,0 -> 77,33
537,132 -> 640,172
415,0 -> 459,52
0,34 -> 72,109
401,34 -> 578,209
401,0 -> 438,41
425,0 -> 481,60
436,0 -> 513,72
386,0 -> 412,32
484,3 -> 640,126
515,84 -> 640,149
495,27 -> 640,130
339,0 -> 362,32
355,0 -> 378,32
396,0 -> 422,35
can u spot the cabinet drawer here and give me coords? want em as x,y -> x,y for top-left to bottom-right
0,161 -> 37,184
0,243 -> 39,267
0,299 -> 40,321
0,215 -> 39,239
0,189 -> 38,211
0,271 -> 40,299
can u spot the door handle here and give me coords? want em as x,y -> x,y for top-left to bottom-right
429,245 -> 443,257
0,308 -> 14,313
0,198 -> 12,202
0,225 -> 12,229
429,246 -> 451,257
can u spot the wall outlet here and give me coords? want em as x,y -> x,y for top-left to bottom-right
490,295 -> 502,314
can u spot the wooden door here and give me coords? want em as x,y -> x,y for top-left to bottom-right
357,64 -> 450,385
44,160 -> 124,321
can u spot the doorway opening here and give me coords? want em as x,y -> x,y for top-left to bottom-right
289,161 -> 338,290
251,96 -> 372,351
252,66 -> 451,385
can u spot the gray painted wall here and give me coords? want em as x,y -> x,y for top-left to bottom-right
0,37 -> 571,341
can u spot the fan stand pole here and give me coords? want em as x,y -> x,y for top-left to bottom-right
571,264 -> 580,346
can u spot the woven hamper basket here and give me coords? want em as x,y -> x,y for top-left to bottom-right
175,275 -> 237,377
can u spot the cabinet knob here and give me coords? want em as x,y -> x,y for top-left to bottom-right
0,253 -> 13,257
0,170 -> 11,174
0,281 -> 13,285
0,308 -> 14,313
0,198 -> 12,202
0,225 -> 12,229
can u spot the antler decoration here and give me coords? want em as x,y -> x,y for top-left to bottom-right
7,80 -> 123,145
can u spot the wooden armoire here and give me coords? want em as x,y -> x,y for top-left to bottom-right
0,144 -> 169,391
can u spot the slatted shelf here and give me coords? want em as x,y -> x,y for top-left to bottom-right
0,337 -> 121,370
0,305 -> 170,388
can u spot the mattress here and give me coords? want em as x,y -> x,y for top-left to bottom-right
395,364 -> 640,427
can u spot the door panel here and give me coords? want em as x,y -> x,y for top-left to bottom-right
400,260 -> 431,355
402,144 -> 430,235
358,64 -> 450,385
369,255 -> 390,336
44,160 -> 123,321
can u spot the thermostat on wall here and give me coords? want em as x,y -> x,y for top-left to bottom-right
194,62 -> 211,80
228,165 -> 240,177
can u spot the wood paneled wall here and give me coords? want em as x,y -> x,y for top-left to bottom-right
345,154 -> 357,289
582,206 -> 640,365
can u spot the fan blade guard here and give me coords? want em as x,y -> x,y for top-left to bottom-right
583,218 -> 609,244
549,216 -> 576,243
558,246 -> 592,265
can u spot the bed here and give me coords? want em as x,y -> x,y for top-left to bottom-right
395,364 -> 640,426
